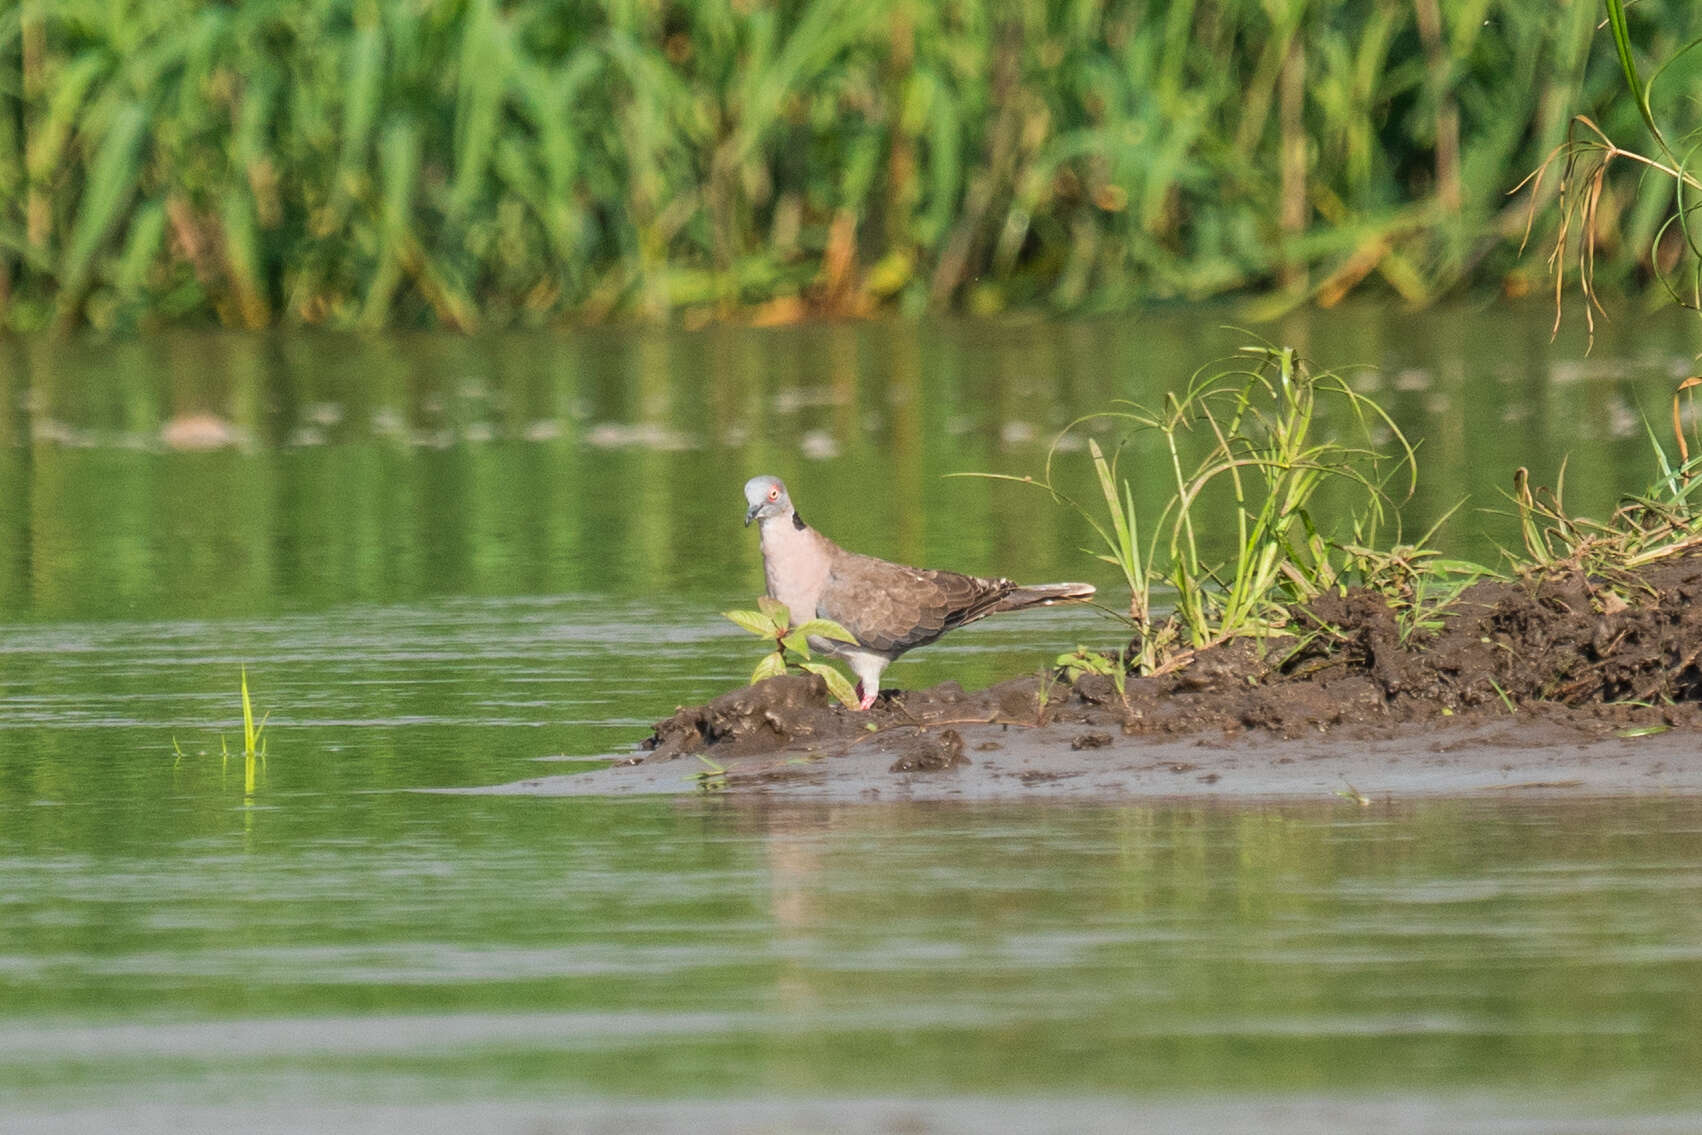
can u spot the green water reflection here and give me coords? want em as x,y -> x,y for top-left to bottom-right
3,302 -> 1701,622
2,795 -> 1698,1115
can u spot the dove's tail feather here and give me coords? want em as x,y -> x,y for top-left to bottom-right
993,581 -> 1097,613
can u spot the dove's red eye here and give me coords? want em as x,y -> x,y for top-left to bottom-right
768,488 -> 779,500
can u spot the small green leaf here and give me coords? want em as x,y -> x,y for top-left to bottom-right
780,630 -> 813,658
750,651 -> 787,684
756,596 -> 790,624
723,609 -> 777,637
1615,724 -> 1670,738
802,661 -> 860,708
794,618 -> 858,644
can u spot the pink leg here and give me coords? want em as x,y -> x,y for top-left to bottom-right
854,682 -> 876,711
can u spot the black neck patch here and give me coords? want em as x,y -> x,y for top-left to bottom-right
792,511 -> 806,531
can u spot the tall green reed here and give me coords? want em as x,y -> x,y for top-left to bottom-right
2,0 -> 1698,332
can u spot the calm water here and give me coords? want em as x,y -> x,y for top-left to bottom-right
3,303 -> 1702,1127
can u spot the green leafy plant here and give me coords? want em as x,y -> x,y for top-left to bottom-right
723,596 -> 861,709
1055,645 -> 1132,715
1337,506 -> 1490,645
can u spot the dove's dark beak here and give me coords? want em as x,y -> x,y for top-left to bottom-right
745,503 -> 761,527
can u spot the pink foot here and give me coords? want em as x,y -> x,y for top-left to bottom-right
855,682 -> 876,711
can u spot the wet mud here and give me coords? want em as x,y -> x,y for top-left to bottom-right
501,557 -> 1702,800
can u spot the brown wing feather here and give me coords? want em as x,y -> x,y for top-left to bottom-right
820,552 -> 1016,657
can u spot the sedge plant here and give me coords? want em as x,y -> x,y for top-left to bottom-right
968,343 -> 1429,674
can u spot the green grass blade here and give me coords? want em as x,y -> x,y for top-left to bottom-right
53,99 -> 149,327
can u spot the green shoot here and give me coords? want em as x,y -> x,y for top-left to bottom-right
1055,645 -> 1132,715
691,754 -> 728,791
1335,783 -> 1372,806
240,665 -> 269,757
1032,666 -> 1060,726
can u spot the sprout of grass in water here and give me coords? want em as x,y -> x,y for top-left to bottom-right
174,670 -> 269,796
241,666 -> 267,756
691,754 -> 727,791
1335,783 -> 1372,806
226,667 -> 269,799
174,668 -> 270,760
215,667 -> 268,764
220,665 -> 269,757
723,597 -> 861,709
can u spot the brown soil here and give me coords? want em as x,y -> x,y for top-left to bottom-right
497,556 -> 1702,801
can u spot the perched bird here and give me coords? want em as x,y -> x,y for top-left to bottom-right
742,474 -> 1096,710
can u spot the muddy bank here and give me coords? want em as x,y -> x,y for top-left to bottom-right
496,556 -> 1702,800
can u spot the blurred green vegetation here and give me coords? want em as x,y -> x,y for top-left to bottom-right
2,0 -> 1700,332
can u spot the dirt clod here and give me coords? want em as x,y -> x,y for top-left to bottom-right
889,729 -> 969,773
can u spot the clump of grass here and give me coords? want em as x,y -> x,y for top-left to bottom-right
723,597 -> 861,708
970,343 -> 1442,674
1030,665 -> 1063,726
1336,505 -> 1489,645
1501,379 -> 1702,583
1506,4 -> 1702,594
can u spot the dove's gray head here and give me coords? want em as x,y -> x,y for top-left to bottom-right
744,475 -> 797,528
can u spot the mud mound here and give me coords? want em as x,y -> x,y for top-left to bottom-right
641,674 -> 992,763
637,555 -> 1702,770
1293,554 -> 1702,711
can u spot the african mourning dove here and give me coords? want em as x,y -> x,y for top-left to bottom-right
743,475 -> 1096,709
